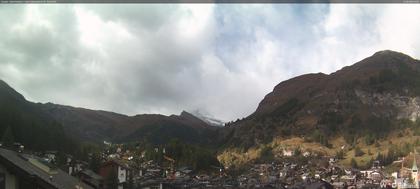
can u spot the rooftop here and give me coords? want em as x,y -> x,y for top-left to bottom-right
0,148 -> 93,189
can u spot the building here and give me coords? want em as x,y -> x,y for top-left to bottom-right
282,149 -> 293,157
99,160 -> 131,189
78,169 -> 104,189
0,148 -> 93,189
412,150 -> 419,188
44,151 -> 58,163
396,149 -> 420,189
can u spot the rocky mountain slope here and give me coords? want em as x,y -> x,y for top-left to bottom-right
38,103 -> 218,145
4,49 -> 420,168
221,50 -> 420,152
190,110 -> 225,127
0,80 -> 75,152
0,79 -> 218,148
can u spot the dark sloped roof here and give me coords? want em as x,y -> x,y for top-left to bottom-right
102,159 -> 130,169
0,148 -> 93,189
81,169 -> 103,180
305,181 -> 334,189
290,180 -> 333,189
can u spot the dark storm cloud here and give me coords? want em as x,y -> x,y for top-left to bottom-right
0,4 -> 218,118
1,4 -> 420,121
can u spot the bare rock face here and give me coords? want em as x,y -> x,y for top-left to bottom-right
355,89 -> 420,121
222,50 -> 420,148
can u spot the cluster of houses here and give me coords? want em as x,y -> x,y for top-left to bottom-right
95,144 -> 233,188
87,144 -> 389,189
5,141 -> 420,189
221,148 -> 420,189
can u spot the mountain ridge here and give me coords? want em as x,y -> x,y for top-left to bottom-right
3,50 -> 420,168
39,102 -> 218,145
221,50 -> 420,150
0,80 -> 75,153
0,81 -> 219,147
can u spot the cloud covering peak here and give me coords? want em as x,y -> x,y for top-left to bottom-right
1,4 -> 420,121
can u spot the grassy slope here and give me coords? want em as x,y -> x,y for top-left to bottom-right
218,129 -> 420,172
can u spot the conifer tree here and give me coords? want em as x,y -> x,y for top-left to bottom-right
1,125 -> 15,147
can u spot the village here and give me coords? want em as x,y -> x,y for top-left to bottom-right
3,141 -> 420,189
89,144 -> 420,189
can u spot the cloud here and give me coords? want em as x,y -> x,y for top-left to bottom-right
0,4 -> 221,118
375,5 -> 420,57
0,4 -> 420,121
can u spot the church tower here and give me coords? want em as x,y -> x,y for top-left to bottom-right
412,149 -> 419,188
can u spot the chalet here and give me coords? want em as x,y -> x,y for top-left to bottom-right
370,170 -> 383,182
302,151 -> 311,157
68,160 -> 88,176
283,149 -> 293,157
175,166 -> 193,178
329,157 -> 336,164
43,151 -> 57,163
372,160 -> 381,169
301,173 -> 309,180
99,160 -> 131,189
78,169 -> 104,189
0,148 -> 93,189
340,174 -> 356,183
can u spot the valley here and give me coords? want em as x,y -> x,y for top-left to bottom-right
3,50 -> 420,188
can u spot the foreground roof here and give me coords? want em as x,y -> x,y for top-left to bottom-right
0,148 -> 93,189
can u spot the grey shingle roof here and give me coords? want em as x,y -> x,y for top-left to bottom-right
0,148 -> 94,189
81,169 -> 103,180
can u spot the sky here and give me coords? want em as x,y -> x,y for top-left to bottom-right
1,4 -> 420,121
